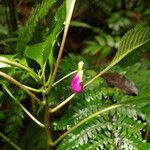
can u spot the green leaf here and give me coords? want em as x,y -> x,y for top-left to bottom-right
42,2 -> 66,63
96,24 -> 150,77
106,35 -> 114,47
25,43 -> 43,67
25,2 -> 66,66
118,41 -> 150,67
57,94 -> 150,149
112,24 -> 150,66
95,36 -> 106,46
16,0 -> 57,57
99,46 -> 111,63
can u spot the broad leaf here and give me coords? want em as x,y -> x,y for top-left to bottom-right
112,24 -> 150,66
94,24 -> 150,77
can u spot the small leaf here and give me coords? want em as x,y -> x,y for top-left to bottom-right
25,43 -> 43,67
95,36 -> 106,46
106,35 -> 114,47
99,46 -> 111,63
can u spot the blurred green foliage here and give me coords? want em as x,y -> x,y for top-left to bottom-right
0,0 -> 150,150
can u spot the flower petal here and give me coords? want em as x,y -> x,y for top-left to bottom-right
70,72 -> 83,93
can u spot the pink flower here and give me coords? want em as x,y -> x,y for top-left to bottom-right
70,61 -> 84,93
70,72 -> 83,93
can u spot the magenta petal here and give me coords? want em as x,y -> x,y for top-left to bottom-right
70,73 -> 83,93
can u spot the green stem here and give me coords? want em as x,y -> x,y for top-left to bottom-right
46,0 -> 77,94
84,63 -> 114,88
0,58 -> 41,82
4,86 -> 45,128
0,71 -> 41,104
42,71 -> 53,149
40,62 -> 47,79
0,131 -> 22,150
49,93 -> 76,113
52,70 -> 77,87
23,85 -> 42,93
51,95 -> 150,146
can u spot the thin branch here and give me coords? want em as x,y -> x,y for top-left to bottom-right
84,63 -> 114,88
4,86 -> 45,128
23,85 -> 42,93
46,0 -> 77,94
0,58 -> 41,82
43,73 -> 53,149
0,131 -> 22,150
52,70 -> 77,87
0,71 -> 41,104
49,93 -> 76,113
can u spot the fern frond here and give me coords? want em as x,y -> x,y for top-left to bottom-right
57,105 -> 147,150
56,119 -> 112,150
52,87 -> 108,131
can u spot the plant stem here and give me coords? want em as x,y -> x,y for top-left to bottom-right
0,58 -> 41,82
52,95 -> 150,145
44,101 -> 53,150
42,72 -> 53,149
49,93 -> 76,113
84,63 -> 114,88
0,131 -> 22,150
52,70 -> 77,87
46,0 -> 76,94
4,86 -> 45,128
0,71 -> 41,104
23,85 -> 42,93
40,62 -> 47,79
